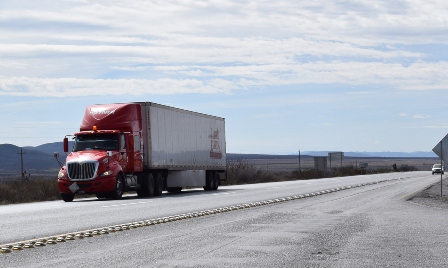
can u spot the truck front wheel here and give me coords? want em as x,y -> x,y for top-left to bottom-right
61,193 -> 75,202
109,174 -> 124,200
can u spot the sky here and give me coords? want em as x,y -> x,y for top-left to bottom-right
1,0 -> 448,154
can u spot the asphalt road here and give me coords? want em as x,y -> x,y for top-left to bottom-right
1,171 -> 447,267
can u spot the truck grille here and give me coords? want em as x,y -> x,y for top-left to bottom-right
67,161 -> 98,180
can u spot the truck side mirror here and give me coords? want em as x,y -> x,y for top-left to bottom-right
54,152 -> 64,168
63,137 -> 69,152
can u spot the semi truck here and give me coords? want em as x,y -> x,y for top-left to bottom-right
55,102 -> 226,202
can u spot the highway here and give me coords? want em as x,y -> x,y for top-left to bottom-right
1,171 -> 447,267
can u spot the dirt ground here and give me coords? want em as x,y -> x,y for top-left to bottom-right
409,177 -> 448,209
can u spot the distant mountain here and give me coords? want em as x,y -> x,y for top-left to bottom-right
0,142 -> 439,177
24,141 -> 74,156
0,144 -> 61,176
302,151 -> 438,158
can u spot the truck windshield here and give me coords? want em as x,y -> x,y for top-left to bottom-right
73,134 -> 119,152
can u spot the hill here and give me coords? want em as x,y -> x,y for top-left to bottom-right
0,142 -> 439,178
302,151 -> 438,158
0,144 -> 61,176
24,141 -> 75,156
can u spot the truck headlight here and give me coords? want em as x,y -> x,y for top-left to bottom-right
100,170 -> 114,177
58,171 -> 67,179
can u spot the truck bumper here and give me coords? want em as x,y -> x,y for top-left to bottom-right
58,176 -> 116,195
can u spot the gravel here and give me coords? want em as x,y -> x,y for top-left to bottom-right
409,176 -> 448,209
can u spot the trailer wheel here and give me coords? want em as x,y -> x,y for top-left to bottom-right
154,173 -> 164,196
136,173 -> 145,197
137,173 -> 152,197
109,173 -> 124,200
61,193 -> 75,202
212,172 -> 219,191
203,172 -> 213,191
147,173 -> 155,197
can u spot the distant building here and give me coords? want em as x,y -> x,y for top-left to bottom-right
314,156 -> 327,171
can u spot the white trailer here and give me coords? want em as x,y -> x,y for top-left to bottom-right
140,102 -> 226,191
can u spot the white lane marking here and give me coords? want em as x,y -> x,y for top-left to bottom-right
102,201 -> 152,208
212,191 -> 237,196
222,191 -> 237,195
102,192 -> 239,207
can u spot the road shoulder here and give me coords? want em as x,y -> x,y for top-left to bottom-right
409,177 -> 448,209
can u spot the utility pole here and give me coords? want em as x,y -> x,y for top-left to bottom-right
341,152 -> 343,168
298,149 -> 301,171
17,148 -> 26,181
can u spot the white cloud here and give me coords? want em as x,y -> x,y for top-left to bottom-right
0,0 -> 447,98
0,77 -> 232,97
2,57 -> 448,97
413,114 -> 430,119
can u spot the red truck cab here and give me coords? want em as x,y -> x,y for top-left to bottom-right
57,104 -> 143,202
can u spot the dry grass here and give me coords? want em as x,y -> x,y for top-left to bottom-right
223,160 -> 414,186
0,161 -> 417,205
0,178 -> 60,205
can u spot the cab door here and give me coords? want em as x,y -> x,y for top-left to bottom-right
119,133 -> 143,172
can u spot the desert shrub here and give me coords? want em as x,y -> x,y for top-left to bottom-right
225,161 -> 418,186
0,177 -> 60,205
397,165 -> 418,172
290,169 -> 326,180
225,160 -> 256,185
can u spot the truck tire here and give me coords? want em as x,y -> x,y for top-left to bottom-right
154,173 -> 164,196
61,193 -> 75,202
203,172 -> 213,191
136,187 -> 145,197
136,173 -> 145,197
147,173 -> 155,197
137,172 -> 154,197
109,173 -> 124,200
212,172 -> 219,191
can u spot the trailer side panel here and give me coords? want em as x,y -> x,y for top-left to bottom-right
140,102 -> 226,170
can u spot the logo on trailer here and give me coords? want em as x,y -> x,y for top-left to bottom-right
210,128 -> 222,159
